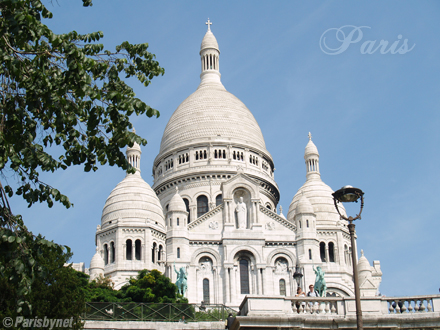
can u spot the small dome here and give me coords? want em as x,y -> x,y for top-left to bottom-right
168,188 -> 187,212
305,137 -> 319,157
296,193 -> 315,215
101,174 -> 165,228
358,250 -> 371,273
200,29 -> 219,52
127,141 -> 141,152
287,179 -> 346,222
90,248 -> 104,270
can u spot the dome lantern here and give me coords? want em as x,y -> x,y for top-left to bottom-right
126,128 -> 141,174
304,132 -> 320,181
200,19 -> 221,86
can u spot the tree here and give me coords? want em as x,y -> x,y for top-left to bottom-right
119,269 -> 187,304
0,241 -> 86,329
0,0 -> 164,316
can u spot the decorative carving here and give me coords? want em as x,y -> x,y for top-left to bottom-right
275,258 -> 288,274
265,221 -> 276,230
209,221 -> 219,230
199,257 -> 213,273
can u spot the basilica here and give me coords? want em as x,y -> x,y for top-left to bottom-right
87,21 -> 382,308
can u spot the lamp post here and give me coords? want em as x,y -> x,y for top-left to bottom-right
293,264 -> 303,289
332,186 -> 364,330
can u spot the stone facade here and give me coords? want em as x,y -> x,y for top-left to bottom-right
86,21 -> 382,306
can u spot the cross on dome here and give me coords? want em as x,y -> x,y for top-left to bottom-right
206,18 -> 212,31
308,132 -> 312,141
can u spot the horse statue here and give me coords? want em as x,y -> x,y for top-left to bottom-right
313,266 -> 327,297
174,263 -> 188,296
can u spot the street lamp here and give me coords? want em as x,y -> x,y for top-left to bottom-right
332,185 -> 364,330
293,264 -> 303,289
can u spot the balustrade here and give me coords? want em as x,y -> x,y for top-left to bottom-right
386,297 -> 433,314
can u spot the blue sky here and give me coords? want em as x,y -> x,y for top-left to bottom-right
8,1 -> 440,297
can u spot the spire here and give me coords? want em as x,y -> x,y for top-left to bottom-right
199,19 -> 222,86
126,128 -> 142,175
304,132 -> 320,180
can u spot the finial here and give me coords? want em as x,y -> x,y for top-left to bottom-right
96,246 -> 99,253
308,132 -> 312,141
133,127 -> 136,134
175,186 -> 179,194
279,205 -> 283,213
206,18 -> 212,31
361,249 -> 364,256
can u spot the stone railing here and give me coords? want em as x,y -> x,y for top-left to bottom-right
239,295 -> 440,317
384,296 -> 434,314
236,295 -> 440,329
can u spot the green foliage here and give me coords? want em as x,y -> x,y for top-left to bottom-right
0,239 -> 85,329
120,269 -> 187,304
0,0 -> 163,318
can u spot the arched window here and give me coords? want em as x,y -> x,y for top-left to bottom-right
308,249 -> 312,260
329,242 -> 335,262
320,242 -> 326,262
177,218 -> 180,226
344,244 -> 349,264
177,247 -> 181,259
135,239 -> 141,261
158,245 -> 163,261
152,242 -> 156,263
306,219 -> 309,227
197,195 -> 209,217
183,198 -> 191,223
216,194 -> 222,206
239,259 -> 250,294
110,242 -> 115,263
348,247 -> 352,266
104,244 -> 109,265
299,220 -> 301,229
126,239 -> 132,260
266,204 -> 271,210
279,279 -> 286,296
203,278 -> 210,304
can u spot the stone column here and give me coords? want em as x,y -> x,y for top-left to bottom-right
325,245 -> 330,263
225,267 -> 230,303
231,266 -> 237,304
191,206 -> 197,222
289,267 -> 294,296
255,266 -> 260,294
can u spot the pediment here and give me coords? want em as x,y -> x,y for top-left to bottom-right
360,277 -> 376,289
221,173 -> 260,199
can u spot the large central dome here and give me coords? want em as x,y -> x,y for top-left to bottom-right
159,83 -> 266,154
157,22 -> 267,157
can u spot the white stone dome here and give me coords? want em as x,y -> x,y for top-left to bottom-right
296,193 -> 315,215
358,250 -> 371,273
168,189 -> 187,212
288,178 -> 345,222
90,248 -> 105,270
200,29 -> 219,52
305,138 -> 319,157
158,83 -> 267,155
101,173 -> 165,228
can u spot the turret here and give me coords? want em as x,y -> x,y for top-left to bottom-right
304,132 -> 320,181
166,187 -> 190,264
